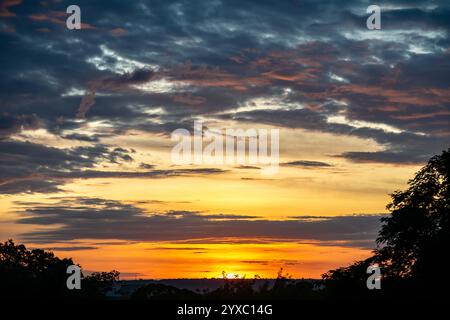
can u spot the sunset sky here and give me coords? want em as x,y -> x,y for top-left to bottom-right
1,0 -> 449,279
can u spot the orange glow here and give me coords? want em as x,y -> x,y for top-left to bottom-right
39,240 -> 372,279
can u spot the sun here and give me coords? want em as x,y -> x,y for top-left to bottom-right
223,272 -> 242,279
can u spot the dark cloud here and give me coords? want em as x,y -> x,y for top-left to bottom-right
50,167 -> 227,179
0,113 -> 41,138
0,139 -> 225,194
0,140 -> 134,193
228,108 -> 449,164
0,0 -> 22,18
235,165 -> 261,170
148,247 -> 209,251
139,162 -> 155,170
77,68 -> 155,118
282,160 -> 332,168
43,246 -> 98,251
339,151 -> 429,164
0,179 -> 62,194
60,133 -> 100,142
16,197 -> 383,248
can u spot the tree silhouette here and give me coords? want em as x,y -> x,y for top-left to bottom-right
0,240 -> 75,298
376,149 -> 450,281
323,148 -> 450,298
131,283 -> 200,300
0,240 -> 119,299
82,270 -> 120,298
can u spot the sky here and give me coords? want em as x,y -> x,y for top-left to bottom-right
0,0 -> 449,279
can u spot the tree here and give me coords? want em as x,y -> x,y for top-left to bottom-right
0,239 -> 74,298
82,270 -> 120,298
0,240 -> 119,299
323,149 -> 450,297
376,149 -> 450,282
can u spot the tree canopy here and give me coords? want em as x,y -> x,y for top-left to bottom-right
0,239 -> 119,299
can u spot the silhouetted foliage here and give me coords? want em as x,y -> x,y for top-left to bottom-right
377,149 -> 450,281
323,148 -> 450,298
0,240 -> 119,299
0,240 -> 75,298
129,269 -> 320,300
82,270 -> 120,298
131,283 -> 200,300
205,272 -> 260,299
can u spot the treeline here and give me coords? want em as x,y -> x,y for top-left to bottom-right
0,239 -> 119,299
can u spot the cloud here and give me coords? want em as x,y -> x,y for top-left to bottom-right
0,139 -> 226,194
0,140 -> 130,194
0,179 -> 63,194
43,246 -> 98,251
28,9 -> 96,30
110,28 -> 126,36
339,151 -> 429,164
235,165 -> 261,170
148,247 -> 209,251
228,108 -> 449,164
50,167 -> 227,180
282,160 -> 332,168
77,68 -> 156,118
61,133 -> 100,142
0,0 -> 21,18
0,113 -> 41,138
0,140 -> 129,175
16,197 -> 383,248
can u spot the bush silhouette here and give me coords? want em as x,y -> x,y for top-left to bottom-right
131,283 -> 200,300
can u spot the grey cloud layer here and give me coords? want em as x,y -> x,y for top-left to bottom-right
0,140 -> 225,194
0,140 -> 133,193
